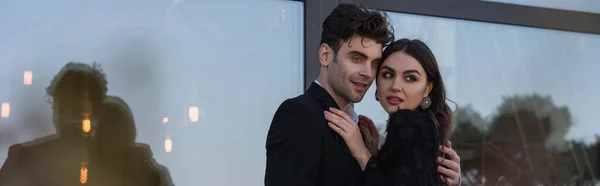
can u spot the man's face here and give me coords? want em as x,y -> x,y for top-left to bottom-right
51,75 -> 100,132
321,35 -> 383,104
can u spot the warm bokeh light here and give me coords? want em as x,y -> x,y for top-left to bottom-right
23,71 -> 32,85
162,117 -> 169,124
1,102 -> 9,118
82,118 -> 91,133
80,162 -> 88,184
189,106 -> 198,122
165,137 -> 172,153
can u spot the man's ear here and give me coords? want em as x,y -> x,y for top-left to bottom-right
319,43 -> 333,67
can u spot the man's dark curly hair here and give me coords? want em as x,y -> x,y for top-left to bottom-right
320,3 -> 394,53
46,62 -> 108,104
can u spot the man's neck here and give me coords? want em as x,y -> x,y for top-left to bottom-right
314,79 -> 359,122
315,78 -> 349,109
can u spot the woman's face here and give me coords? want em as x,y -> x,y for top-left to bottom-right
376,52 -> 432,114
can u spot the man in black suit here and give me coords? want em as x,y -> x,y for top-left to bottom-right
265,4 -> 394,186
0,62 -> 109,185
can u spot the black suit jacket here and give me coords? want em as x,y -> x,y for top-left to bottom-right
265,82 -> 364,186
0,136 -> 173,186
0,135 -> 89,186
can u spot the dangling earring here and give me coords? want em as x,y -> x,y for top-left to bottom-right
420,96 -> 431,110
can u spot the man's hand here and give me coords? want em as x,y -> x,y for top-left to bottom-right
438,140 -> 461,186
358,115 -> 379,156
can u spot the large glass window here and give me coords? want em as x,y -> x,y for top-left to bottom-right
0,0 -> 303,185
355,11 -> 600,185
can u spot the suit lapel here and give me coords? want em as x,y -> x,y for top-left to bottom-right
306,82 -> 339,111
306,82 -> 349,152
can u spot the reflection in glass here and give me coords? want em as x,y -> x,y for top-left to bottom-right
0,0 -> 303,185
165,137 -> 173,153
80,162 -> 88,184
23,71 -> 33,86
82,118 -> 91,133
188,106 -> 198,123
0,102 -> 8,118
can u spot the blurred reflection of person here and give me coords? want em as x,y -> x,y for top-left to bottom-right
92,95 -> 174,186
0,62 -> 108,185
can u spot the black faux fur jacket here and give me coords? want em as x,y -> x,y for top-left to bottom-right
363,109 -> 447,186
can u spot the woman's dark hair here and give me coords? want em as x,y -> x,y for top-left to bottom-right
92,96 -> 138,183
96,96 -> 137,147
375,39 -> 454,140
